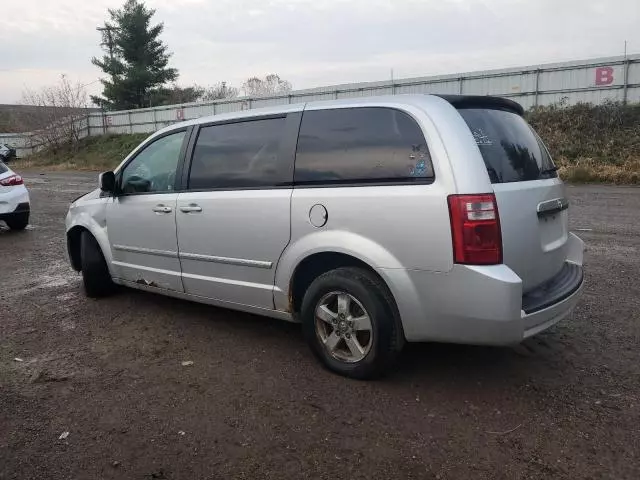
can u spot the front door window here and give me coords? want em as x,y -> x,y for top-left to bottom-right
120,131 -> 186,194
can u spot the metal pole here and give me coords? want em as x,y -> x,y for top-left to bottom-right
534,69 -> 541,107
458,77 -> 464,94
390,68 -> 395,95
391,69 -> 396,95
128,111 -> 133,134
623,61 -> 629,105
152,108 -> 157,131
623,41 -> 629,105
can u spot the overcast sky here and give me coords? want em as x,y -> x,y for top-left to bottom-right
0,0 -> 638,104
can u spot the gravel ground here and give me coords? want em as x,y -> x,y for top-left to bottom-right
1,172 -> 639,480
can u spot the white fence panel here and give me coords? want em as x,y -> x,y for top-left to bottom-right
88,115 -> 104,128
291,92 -> 336,102
215,101 -> 245,114
108,112 -> 130,127
464,72 -> 538,96
627,86 -> 640,103
130,123 -> 152,134
153,108 -> 177,122
186,104 -> 216,119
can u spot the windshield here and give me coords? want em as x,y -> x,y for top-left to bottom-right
458,108 -> 557,183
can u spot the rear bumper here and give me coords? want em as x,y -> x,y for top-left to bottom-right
0,186 -> 30,216
0,202 -> 30,222
0,202 -> 30,219
522,276 -> 583,339
380,232 -> 585,345
522,262 -> 583,314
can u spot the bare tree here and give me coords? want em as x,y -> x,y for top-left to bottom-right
242,74 -> 292,97
200,82 -> 239,101
18,75 -> 90,153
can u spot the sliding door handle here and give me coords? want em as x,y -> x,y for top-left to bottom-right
179,204 -> 203,213
152,205 -> 173,214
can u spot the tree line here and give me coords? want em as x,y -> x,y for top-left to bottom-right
5,0 -> 293,149
91,0 -> 291,110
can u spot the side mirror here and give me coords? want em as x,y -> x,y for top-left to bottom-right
99,171 -> 116,193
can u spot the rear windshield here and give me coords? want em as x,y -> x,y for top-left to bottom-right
458,108 -> 557,183
0,161 -> 7,174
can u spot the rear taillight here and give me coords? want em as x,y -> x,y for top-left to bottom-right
448,194 -> 502,265
0,175 -> 23,186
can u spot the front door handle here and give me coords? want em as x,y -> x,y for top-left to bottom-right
152,204 -> 173,214
179,204 -> 203,213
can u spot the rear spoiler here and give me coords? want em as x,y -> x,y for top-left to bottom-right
434,94 -> 525,116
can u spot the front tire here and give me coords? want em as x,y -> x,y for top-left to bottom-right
80,231 -> 115,298
5,212 -> 29,230
301,267 -> 403,380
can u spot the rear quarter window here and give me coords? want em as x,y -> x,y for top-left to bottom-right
458,108 -> 557,183
294,107 -> 433,185
0,161 -> 8,174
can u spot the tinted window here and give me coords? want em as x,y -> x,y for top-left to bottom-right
188,117 -> 288,189
0,161 -> 7,174
121,131 -> 186,194
458,108 -> 557,183
295,107 -> 433,184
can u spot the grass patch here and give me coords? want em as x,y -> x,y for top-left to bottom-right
528,101 -> 640,184
15,133 -> 149,171
557,158 -> 640,184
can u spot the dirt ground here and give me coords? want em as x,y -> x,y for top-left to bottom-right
1,172 -> 638,480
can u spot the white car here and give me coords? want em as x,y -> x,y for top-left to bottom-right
0,161 -> 30,230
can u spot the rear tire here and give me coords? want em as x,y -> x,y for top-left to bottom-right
5,212 -> 29,230
80,231 -> 115,298
301,267 -> 403,380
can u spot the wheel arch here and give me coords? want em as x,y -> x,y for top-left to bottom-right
66,225 -> 89,271
287,250 -> 407,348
275,230 -> 405,312
66,213 -> 113,275
289,252 -> 388,315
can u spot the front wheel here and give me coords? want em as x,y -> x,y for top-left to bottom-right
301,267 -> 404,379
80,231 -> 116,298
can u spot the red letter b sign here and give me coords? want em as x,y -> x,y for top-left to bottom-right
595,67 -> 614,86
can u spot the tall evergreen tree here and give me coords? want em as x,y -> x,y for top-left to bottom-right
91,0 -> 178,110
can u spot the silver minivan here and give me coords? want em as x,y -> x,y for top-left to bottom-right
66,94 -> 584,378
